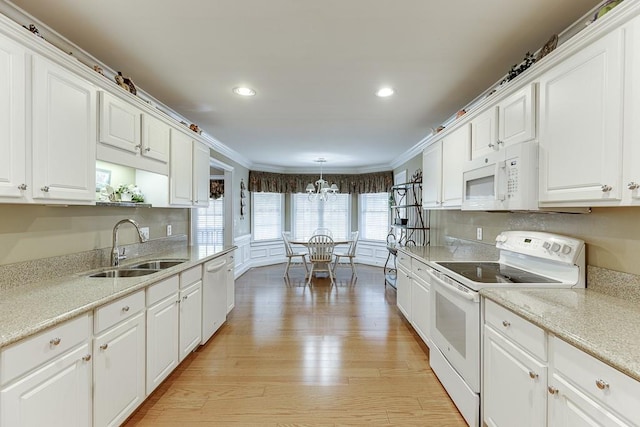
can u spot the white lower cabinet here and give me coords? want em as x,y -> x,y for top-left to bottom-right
0,315 -> 92,427
226,253 -> 235,314
410,260 -> 431,347
146,275 -> 180,395
483,325 -> 547,427
483,299 -> 640,427
179,281 -> 203,361
93,291 -> 146,427
396,264 -> 411,321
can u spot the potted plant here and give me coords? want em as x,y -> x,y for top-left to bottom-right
115,184 -> 144,202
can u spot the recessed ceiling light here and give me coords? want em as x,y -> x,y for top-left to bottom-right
376,87 -> 395,98
233,87 -> 256,96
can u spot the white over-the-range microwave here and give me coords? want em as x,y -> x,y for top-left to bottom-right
462,141 -> 538,211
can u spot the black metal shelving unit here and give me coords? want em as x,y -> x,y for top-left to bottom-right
384,169 -> 430,289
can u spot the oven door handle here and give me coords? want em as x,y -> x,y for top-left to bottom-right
426,269 -> 476,301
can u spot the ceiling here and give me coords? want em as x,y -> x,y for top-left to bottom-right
7,0 -> 602,172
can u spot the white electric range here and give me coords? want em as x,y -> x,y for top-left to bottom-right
425,231 -> 585,427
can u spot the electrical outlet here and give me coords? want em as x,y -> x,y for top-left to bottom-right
166,224 -> 172,236
476,227 -> 483,240
140,227 -> 150,241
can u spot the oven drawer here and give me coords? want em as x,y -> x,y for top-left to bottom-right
551,336 -> 640,421
484,299 -> 546,361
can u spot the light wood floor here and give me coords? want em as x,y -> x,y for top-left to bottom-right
124,264 -> 465,426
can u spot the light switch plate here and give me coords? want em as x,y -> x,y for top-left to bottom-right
476,227 -> 483,240
166,224 -> 172,236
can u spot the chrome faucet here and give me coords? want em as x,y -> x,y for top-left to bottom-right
111,219 -> 148,267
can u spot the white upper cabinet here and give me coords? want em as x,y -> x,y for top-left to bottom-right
99,91 -> 142,154
498,83 -> 536,146
471,83 -> 536,161
538,28 -> 624,205
170,129 -> 194,206
623,15 -> 640,205
193,141 -> 210,207
141,113 -> 170,163
0,33 -> 26,200
32,55 -> 97,203
422,124 -> 470,209
422,140 -> 442,209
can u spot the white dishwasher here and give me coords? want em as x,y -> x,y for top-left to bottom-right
201,257 -> 228,344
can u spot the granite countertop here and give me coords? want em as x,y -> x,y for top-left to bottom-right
0,244 -> 235,349
481,288 -> 640,382
399,243 -> 499,265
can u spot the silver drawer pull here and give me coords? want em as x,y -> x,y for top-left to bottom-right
49,337 -> 61,346
18,183 -> 27,190
529,371 -> 538,379
595,379 -> 610,390
100,343 -> 108,350
82,354 -> 92,362
547,386 -> 558,395
601,184 -> 612,192
502,320 -> 511,327
41,186 -> 50,192
122,306 -> 130,312
183,295 -> 188,301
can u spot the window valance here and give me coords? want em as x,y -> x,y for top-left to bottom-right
248,170 -> 393,194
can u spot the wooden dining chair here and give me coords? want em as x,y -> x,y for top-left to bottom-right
282,232 -> 308,278
333,231 -> 359,277
306,234 -> 336,286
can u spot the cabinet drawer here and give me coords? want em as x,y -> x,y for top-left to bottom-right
397,251 -> 411,271
180,265 -> 202,289
94,290 -> 145,334
411,260 -> 431,284
1,313 -> 91,385
146,275 -> 179,306
484,299 -> 546,361
552,336 -> 640,421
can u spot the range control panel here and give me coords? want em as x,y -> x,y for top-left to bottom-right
495,231 -> 585,265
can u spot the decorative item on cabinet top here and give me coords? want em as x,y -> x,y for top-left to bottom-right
22,24 -> 44,39
190,124 -> 202,134
210,180 -> 224,200
592,0 -> 624,22
115,71 -> 137,95
536,34 -> 559,62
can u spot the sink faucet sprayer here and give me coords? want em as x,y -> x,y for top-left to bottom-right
111,219 -> 148,267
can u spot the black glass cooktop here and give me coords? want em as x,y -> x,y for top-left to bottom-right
436,262 -> 560,284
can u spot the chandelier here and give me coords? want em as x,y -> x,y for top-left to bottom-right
306,158 -> 339,201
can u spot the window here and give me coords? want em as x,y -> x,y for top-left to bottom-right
292,193 -> 350,240
194,197 -> 224,246
252,192 -> 284,241
359,192 -> 390,241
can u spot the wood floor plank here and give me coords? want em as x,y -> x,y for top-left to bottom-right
123,264 -> 465,426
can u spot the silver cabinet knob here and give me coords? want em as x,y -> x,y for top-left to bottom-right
182,295 -> 188,301
595,379 -> 610,390
528,371 -> 539,379
548,386 -> 559,395
497,139 -> 504,145
41,186 -> 50,192
18,184 -> 27,190
144,147 -> 151,152
488,142 -> 495,148
628,182 -> 639,190
135,144 -> 142,149
122,306 -> 130,312
82,354 -> 92,362
601,185 -> 612,192
50,337 -> 61,346
100,343 -> 108,350
502,320 -> 510,327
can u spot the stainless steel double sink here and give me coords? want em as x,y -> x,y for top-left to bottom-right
89,260 -> 187,278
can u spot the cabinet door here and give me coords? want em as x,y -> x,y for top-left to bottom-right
422,141 -> 442,208
170,129 -> 194,206
141,113 -> 170,163
193,141 -> 210,207
99,91 -> 142,153
410,278 -> 430,347
483,325 -> 547,427
146,294 -> 179,394
470,106 -> 498,159
93,311 -> 145,427
396,267 -> 411,321
538,29 -> 624,204
498,83 -> 536,146
624,15 -> 640,203
441,124 -> 470,207
0,344 -> 91,427
548,373 -> 630,427
32,56 -> 96,202
179,281 -> 202,361
0,34 -> 26,200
